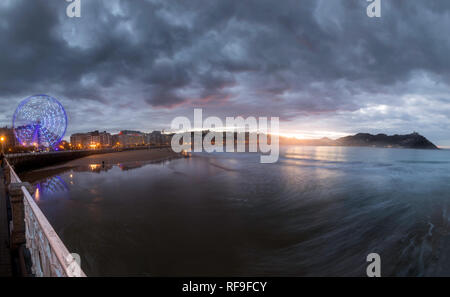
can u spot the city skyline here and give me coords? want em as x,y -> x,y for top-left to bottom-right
2,1 -> 450,145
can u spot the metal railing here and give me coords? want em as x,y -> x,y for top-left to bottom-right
5,159 -> 85,277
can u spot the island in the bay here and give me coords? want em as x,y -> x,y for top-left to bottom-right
280,132 -> 438,149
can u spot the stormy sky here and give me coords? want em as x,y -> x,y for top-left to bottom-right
1,0 -> 450,145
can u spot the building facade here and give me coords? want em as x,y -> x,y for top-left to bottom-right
70,130 -> 172,149
113,130 -> 145,147
70,131 -> 112,149
0,126 -> 17,152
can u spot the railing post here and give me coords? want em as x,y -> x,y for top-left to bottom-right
8,182 -> 33,250
3,164 -> 11,189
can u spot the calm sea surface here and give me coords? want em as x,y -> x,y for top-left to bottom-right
27,146 -> 450,276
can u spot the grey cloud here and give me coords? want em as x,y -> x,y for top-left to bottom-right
1,0 -> 450,143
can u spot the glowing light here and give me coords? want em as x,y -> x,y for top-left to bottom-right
0,136 -> 4,142
89,164 -> 100,171
35,188 -> 40,201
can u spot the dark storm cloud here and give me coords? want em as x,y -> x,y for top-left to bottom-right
1,0 -> 450,143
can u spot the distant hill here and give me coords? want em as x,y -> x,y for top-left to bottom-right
280,132 -> 438,149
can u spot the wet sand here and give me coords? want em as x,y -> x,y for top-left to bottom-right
20,148 -> 181,182
62,148 -> 180,167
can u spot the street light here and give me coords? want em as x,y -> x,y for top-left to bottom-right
0,136 -> 5,154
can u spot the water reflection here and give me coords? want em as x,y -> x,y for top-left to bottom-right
283,146 -> 350,163
78,161 -> 164,173
85,163 -> 113,173
24,147 -> 450,276
34,176 -> 69,201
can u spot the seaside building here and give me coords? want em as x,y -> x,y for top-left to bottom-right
161,133 -> 173,145
70,131 -> 112,149
70,133 -> 90,148
99,131 -> 112,147
113,130 -> 145,147
0,126 -> 17,151
143,131 -> 173,146
145,131 -> 163,145
70,130 -> 172,149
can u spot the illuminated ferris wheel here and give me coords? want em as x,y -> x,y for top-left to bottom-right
13,94 -> 68,149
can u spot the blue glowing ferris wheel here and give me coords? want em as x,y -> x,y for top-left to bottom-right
13,95 -> 68,149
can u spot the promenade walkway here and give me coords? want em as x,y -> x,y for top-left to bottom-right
0,167 -> 12,276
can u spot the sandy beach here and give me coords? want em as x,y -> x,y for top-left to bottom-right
62,148 -> 180,167
20,148 -> 181,182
